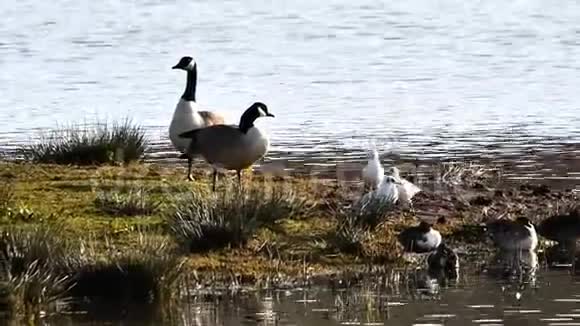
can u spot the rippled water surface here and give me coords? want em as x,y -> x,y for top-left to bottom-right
40,256 -> 580,325
1,0 -> 579,181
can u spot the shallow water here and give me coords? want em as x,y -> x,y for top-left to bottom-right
36,252 -> 580,326
0,0 -> 579,184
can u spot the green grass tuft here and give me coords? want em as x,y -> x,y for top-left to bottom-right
168,183 -> 310,253
94,186 -> 160,217
0,181 -> 14,218
0,226 -> 77,318
20,119 -> 148,165
71,236 -> 186,305
328,199 -> 394,255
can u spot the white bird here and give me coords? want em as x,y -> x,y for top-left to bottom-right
362,146 -> 384,190
169,56 -> 226,181
359,175 -> 400,209
387,166 -> 421,207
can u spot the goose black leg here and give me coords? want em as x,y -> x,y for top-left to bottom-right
237,170 -> 242,189
187,157 -> 194,181
212,169 -> 218,192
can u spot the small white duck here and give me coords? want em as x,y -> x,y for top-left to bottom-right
387,166 -> 421,207
362,144 -> 384,190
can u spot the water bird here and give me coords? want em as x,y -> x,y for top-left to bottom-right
537,209 -> 580,250
387,166 -> 421,207
398,220 -> 442,253
179,102 -> 274,191
169,56 -> 225,181
485,216 -> 538,251
359,175 -> 400,209
362,145 -> 384,190
427,243 -> 459,279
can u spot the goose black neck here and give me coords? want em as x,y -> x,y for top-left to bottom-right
238,105 -> 259,134
238,117 -> 254,134
181,65 -> 197,101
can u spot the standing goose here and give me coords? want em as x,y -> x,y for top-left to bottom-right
179,102 -> 274,191
169,56 -> 225,181
485,217 -> 538,252
387,166 -> 421,207
398,221 -> 443,253
362,145 -> 384,190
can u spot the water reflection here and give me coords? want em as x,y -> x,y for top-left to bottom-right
485,250 -> 538,286
15,261 -> 580,325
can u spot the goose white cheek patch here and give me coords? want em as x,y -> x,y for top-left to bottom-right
258,107 -> 267,117
186,61 -> 196,70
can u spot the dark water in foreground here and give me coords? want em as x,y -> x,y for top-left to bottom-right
20,252 -> 580,325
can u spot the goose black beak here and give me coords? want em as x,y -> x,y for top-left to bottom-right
266,113 -> 275,117
171,65 -> 179,69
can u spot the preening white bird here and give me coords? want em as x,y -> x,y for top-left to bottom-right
359,175 -> 400,209
362,147 -> 384,190
388,166 -> 421,206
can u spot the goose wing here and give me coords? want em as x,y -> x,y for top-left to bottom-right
198,111 -> 226,125
181,125 -> 268,170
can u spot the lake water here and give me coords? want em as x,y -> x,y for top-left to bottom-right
1,0 -> 579,184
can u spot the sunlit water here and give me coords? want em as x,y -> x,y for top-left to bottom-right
40,253 -> 580,325
0,0 -> 579,183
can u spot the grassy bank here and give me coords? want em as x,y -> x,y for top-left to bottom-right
0,160 -> 577,320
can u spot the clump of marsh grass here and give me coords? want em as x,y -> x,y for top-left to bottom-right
20,118 -> 148,165
0,226 -> 78,318
71,236 -> 186,305
328,199 -> 395,255
94,185 -> 160,217
350,196 -> 397,229
0,181 -> 15,217
169,183 -> 310,253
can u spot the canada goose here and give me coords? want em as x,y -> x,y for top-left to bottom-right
362,146 -> 384,190
537,209 -> 580,250
179,102 -> 274,191
359,175 -> 400,210
387,166 -> 421,207
485,217 -> 538,251
398,221 -> 442,253
169,56 -> 225,181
